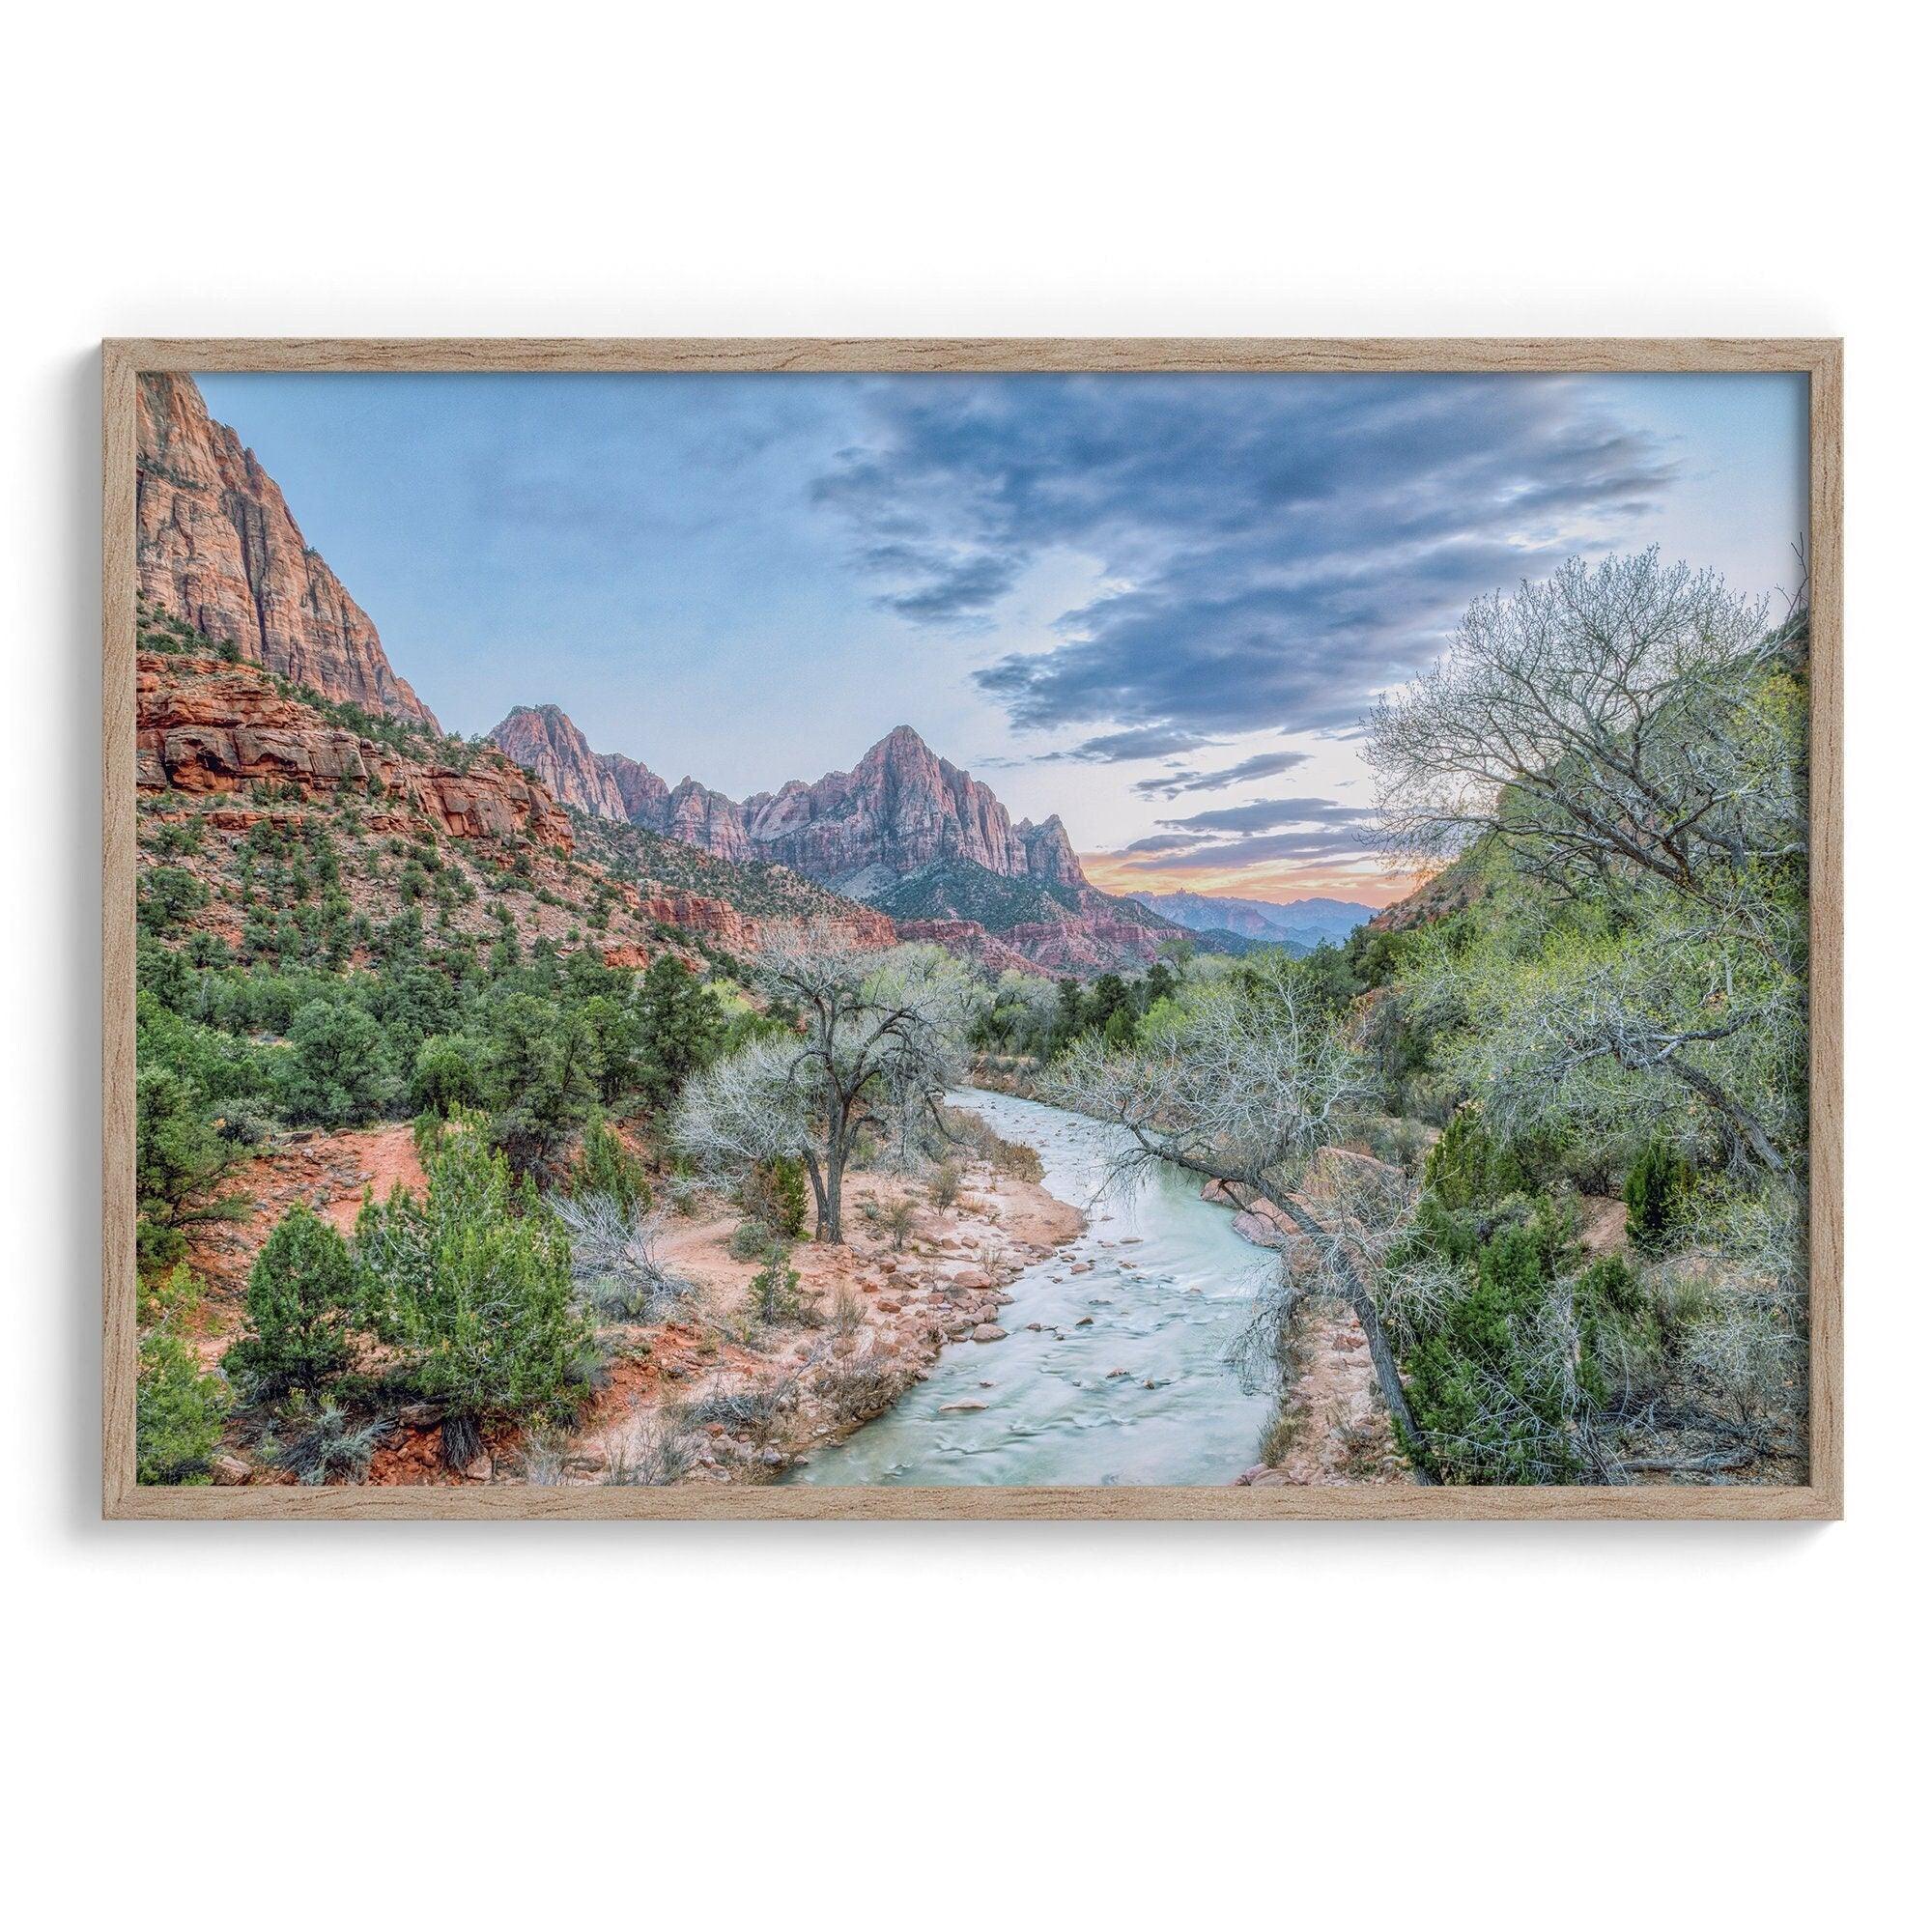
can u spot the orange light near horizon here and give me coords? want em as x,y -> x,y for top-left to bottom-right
1079,851 -> 1428,908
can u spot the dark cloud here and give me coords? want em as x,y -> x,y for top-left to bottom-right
860,544 -> 1018,621
1132,749 -> 1309,799
1159,794 -> 1374,836
1118,833 -> 1207,856
1103,794 -> 1379,873
1064,724 -> 1221,761
1117,827 -> 1378,871
811,374 -> 1678,740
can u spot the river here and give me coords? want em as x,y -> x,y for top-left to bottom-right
788,1088 -> 1276,1487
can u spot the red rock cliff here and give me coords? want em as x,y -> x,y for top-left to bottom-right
742,725 -> 1032,883
136,375 -> 439,728
137,654 -> 570,852
490,704 -> 628,820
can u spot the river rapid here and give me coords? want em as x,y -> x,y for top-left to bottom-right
788,1088 -> 1276,1487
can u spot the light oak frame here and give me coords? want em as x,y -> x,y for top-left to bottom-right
101,337 -> 1843,1520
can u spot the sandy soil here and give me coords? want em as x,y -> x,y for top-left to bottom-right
576,1160 -> 1086,1486
185,1123 -> 426,1353
1236,1297 -> 1406,1487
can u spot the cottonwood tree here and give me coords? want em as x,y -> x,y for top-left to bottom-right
1367,549 -> 1808,1176
1367,548 -> 1805,914
1042,957 -> 1436,1480
674,926 -> 971,1242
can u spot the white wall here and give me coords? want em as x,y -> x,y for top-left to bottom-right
4,5 -> 1920,1925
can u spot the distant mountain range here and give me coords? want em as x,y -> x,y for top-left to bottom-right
489,705 -> 1191,974
130,371 -> 1285,983
1125,889 -> 1375,949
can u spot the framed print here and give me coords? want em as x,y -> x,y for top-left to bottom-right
101,337 -> 1841,1519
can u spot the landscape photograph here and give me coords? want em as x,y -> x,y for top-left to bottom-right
126,362 -> 1815,1493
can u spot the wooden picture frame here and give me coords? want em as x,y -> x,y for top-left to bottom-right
101,337 -> 1842,1520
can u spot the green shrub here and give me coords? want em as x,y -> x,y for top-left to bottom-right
740,1154 -> 809,1239
1624,1136 -> 1689,1251
356,1115 -> 594,1464
222,1204 -> 358,1400
1573,1252 -> 1666,1404
1399,1209 -> 1580,1484
410,1033 -> 486,1117
881,1198 -> 919,1251
926,1160 -> 962,1209
133,1064 -> 250,1277
747,1244 -> 807,1324
727,1218 -> 772,1261
569,1109 -> 651,1215
1423,1105 -> 1526,1211
280,998 -> 387,1125
137,865 -> 210,934
136,1321 -> 229,1484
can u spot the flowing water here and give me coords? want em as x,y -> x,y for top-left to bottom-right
788,1088 -> 1276,1487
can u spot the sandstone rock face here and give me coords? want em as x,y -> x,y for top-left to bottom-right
138,655 -> 571,852
1017,813 -> 1085,887
998,907 -> 1174,974
600,753 -> 671,829
666,778 -> 753,862
893,918 -> 1037,975
742,726 -> 1034,884
490,704 -> 628,819
136,375 -> 439,728
484,703 -> 756,861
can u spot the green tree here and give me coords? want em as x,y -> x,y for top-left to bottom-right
135,1265 -> 229,1484
356,1117 -> 592,1465
280,998 -> 388,1125
134,1065 -> 249,1276
569,1108 -> 651,1214
137,1326 -> 231,1483
482,991 -> 600,1176
1625,1135 -> 1689,1251
741,1154 -> 809,1238
581,992 -> 643,1105
633,954 -> 725,1111
222,1204 -> 358,1400
411,1033 -> 486,1117
137,865 -> 210,934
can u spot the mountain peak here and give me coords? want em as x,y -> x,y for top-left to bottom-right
489,703 -> 629,821
865,724 -> 937,764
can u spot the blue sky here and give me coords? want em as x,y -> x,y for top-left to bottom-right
197,369 -> 1808,902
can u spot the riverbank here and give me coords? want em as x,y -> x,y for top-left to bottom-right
791,1089 -> 1278,1486
975,1062 -> 1411,1486
576,1143 -> 1087,1487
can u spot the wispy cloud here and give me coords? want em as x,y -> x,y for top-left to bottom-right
1159,794 -> 1375,837
1100,793 -> 1379,874
811,374 -> 1678,744
1131,749 -> 1310,799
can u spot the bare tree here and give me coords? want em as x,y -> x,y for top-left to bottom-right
674,925 -> 970,1242
1368,550 -> 1808,1175
1367,549 -> 1804,923
1041,957 -> 1436,1480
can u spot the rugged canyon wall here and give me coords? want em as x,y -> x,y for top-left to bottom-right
740,724 -> 1035,883
490,704 -> 630,820
138,654 -> 571,850
600,752 -> 672,828
136,375 -> 440,728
